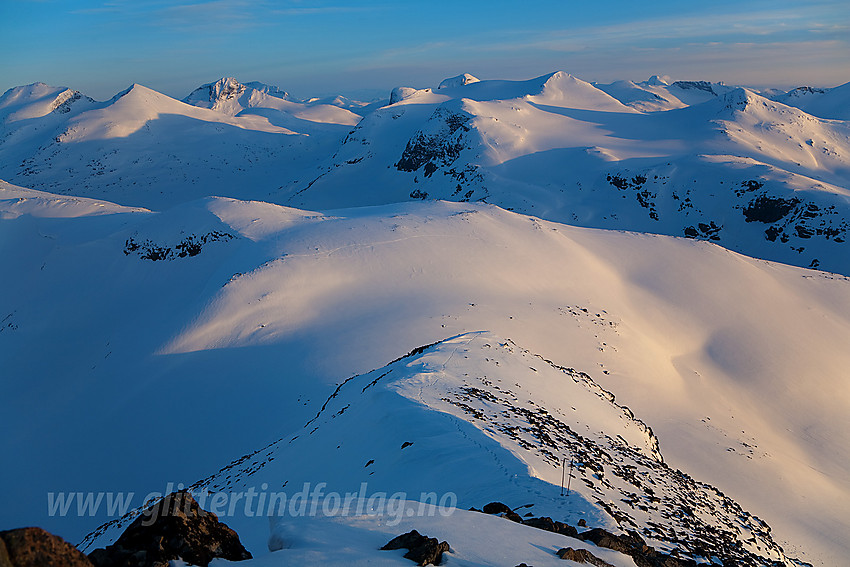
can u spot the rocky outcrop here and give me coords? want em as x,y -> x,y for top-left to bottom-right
0,527 -> 93,567
557,546 -> 614,566
578,528 -> 696,567
395,106 -> 472,175
480,502 -> 523,523
88,491 -> 251,567
381,530 -> 450,566
523,516 -> 579,538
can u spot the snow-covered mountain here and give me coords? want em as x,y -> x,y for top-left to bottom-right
286,72 -> 850,275
773,81 -> 850,121
2,72 -> 848,273
1,181 -> 848,565
1,68 -> 849,567
0,80 -> 355,209
182,77 -> 361,125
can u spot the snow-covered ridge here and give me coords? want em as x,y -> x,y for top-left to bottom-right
82,333 -> 802,566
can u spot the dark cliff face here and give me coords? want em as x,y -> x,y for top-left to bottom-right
396,106 -> 473,175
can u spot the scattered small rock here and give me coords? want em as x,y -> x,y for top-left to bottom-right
381,529 -> 450,566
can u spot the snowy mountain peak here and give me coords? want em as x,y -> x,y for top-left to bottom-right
438,73 -> 481,89
645,75 -> 670,86
183,78 -> 292,111
0,83 -> 94,122
784,85 -> 827,98
533,71 -> 636,112
184,77 -> 247,107
243,80 -> 290,100
108,83 -> 161,103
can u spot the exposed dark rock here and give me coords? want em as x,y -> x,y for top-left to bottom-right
578,528 -> 696,567
743,195 -> 800,223
480,502 -> 524,523
556,546 -> 614,566
482,502 -> 513,515
795,224 -> 814,239
671,81 -> 716,94
0,527 -> 93,567
0,538 -> 11,567
88,491 -> 251,567
395,106 -> 472,175
736,179 -> 763,197
381,530 -> 450,566
522,516 -> 579,538
123,231 -> 234,261
578,518 -> 587,527
764,225 -> 782,242
684,221 -> 721,240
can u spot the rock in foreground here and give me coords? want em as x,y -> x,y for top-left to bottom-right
381,529 -> 450,566
88,490 -> 251,567
0,527 -> 93,567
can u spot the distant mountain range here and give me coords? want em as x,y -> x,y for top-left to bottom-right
2,73 -> 848,273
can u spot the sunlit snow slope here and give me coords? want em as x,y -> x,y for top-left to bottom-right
1,182 -> 848,565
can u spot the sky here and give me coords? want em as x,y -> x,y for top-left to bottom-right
1,0 -> 848,100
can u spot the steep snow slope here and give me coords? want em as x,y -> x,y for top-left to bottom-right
0,83 -> 355,209
1,184 -> 848,565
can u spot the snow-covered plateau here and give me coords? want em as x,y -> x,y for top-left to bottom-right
1,71 -> 848,567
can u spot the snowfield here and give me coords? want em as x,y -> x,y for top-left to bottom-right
1,68 -> 849,567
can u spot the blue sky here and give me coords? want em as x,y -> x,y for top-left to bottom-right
2,0 -> 848,100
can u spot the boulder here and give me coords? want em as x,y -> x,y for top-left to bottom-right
88,490 -> 251,567
523,516 -> 579,538
556,546 -> 614,567
481,502 -> 523,522
481,502 -> 512,515
0,527 -> 93,567
381,529 -> 450,566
